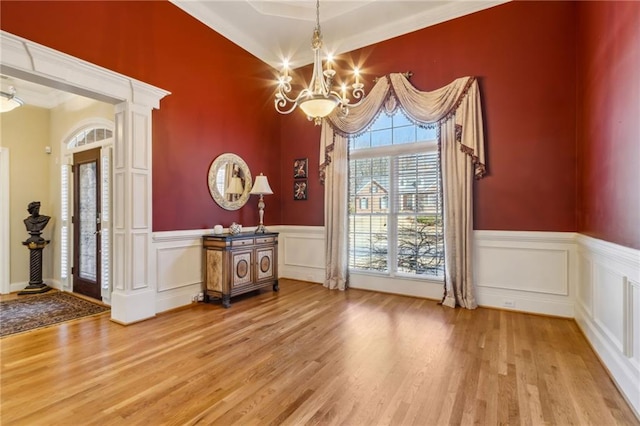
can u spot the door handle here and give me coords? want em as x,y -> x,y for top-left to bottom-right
94,229 -> 101,235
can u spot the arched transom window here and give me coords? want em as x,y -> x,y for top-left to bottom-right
67,127 -> 113,149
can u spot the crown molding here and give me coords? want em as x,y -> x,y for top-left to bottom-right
0,31 -> 170,109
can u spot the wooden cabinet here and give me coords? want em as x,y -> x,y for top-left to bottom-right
202,232 -> 278,308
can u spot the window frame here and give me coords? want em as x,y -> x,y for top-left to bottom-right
349,135 -> 444,282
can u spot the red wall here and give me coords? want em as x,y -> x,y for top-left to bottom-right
6,1 -> 635,248
0,0 -> 281,232
576,1 -> 640,250
280,1 -> 578,231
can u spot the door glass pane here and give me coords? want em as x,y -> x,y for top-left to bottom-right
79,162 -> 97,281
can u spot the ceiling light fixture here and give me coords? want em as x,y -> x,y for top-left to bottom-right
274,0 -> 365,125
0,86 -> 24,113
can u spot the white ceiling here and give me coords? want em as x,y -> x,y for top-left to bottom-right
170,0 -> 509,69
1,74 -> 79,110
3,0 -> 507,109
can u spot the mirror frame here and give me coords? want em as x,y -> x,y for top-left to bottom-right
207,153 -> 253,211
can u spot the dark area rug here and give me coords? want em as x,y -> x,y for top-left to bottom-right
0,292 -> 110,337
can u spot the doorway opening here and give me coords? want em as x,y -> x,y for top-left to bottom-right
62,124 -> 113,303
2,30 -> 169,323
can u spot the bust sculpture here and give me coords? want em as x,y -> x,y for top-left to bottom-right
23,201 -> 50,244
19,201 -> 52,295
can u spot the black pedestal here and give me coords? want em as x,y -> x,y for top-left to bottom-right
19,240 -> 52,295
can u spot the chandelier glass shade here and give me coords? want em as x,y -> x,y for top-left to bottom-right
275,0 -> 365,125
0,86 -> 24,113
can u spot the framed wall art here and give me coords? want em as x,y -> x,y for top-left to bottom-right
294,180 -> 308,200
293,158 -> 307,179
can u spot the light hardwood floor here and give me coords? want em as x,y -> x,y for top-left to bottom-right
1,279 -> 638,425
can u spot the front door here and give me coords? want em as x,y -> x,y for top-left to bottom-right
72,148 -> 101,300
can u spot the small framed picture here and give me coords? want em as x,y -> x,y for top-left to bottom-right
293,158 -> 308,179
294,180 -> 308,200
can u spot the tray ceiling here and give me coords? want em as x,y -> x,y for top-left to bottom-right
170,0 -> 509,69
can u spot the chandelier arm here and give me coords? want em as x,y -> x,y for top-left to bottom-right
329,90 -> 345,102
351,86 -> 366,102
275,99 -> 299,115
278,80 -> 292,93
293,88 -> 313,103
276,85 -> 298,103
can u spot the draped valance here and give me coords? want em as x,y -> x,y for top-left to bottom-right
320,74 -> 486,183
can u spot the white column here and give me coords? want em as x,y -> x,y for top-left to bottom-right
0,148 -> 10,294
110,101 -> 155,324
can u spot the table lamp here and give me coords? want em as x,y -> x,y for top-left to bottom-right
249,173 -> 273,233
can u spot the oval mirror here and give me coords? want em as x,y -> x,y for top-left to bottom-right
207,153 -> 252,211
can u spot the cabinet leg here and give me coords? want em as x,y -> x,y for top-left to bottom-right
273,281 -> 279,292
222,295 -> 231,309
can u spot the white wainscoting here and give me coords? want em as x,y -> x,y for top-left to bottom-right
273,225 -> 325,284
474,231 -> 577,317
274,227 -> 446,298
574,234 -> 640,418
151,229 -> 210,313
150,225 -> 325,312
150,226 -> 324,313
275,228 -> 579,316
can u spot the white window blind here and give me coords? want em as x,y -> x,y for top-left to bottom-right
60,163 -> 70,282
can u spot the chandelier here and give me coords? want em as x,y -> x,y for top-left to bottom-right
274,0 -> 365,125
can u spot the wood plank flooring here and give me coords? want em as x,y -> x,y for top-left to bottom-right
1,279 -> 638,425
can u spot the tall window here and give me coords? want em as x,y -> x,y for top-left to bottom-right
348,109 -> 444,278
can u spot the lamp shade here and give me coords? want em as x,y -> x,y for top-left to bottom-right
250,173 -> 273,195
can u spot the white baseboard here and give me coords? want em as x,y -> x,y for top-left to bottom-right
475,286 -> 574,317
155,283 -> 203,313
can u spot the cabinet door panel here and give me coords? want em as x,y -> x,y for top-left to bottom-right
206,250 -> 223,292
256,247 -> 275,281
231,251 -> 252,287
